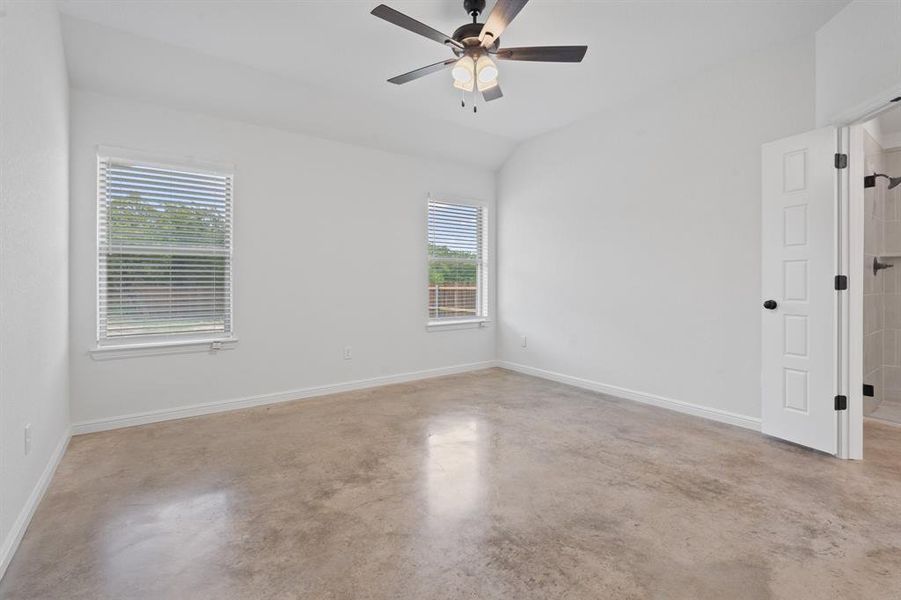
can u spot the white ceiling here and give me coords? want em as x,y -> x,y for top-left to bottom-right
58,0 -> 848,168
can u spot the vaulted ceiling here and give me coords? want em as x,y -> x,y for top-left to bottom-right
59,0 -> 848,168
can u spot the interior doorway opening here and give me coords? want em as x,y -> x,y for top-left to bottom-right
860,103 -> 901,429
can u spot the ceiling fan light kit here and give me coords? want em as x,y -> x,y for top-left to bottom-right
476,55 -> 498,84
452,58 -> 474,85
371,0 -> 587,109
451,55 -> 498,93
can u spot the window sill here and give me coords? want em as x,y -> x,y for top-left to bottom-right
426,318 -> 490,332
90,337 -> 238,360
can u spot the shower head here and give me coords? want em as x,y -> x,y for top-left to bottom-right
864,173 -> 901,190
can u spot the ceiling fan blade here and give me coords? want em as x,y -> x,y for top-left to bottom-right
480,0 -> 529,47
481,84 -> 503,102
388,58 -> 457,85
495,45 -> 588,62
371,4 -> 463,50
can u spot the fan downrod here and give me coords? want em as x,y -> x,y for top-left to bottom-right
463,0 -> 486,18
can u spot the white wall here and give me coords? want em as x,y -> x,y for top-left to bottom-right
69,90 -> 495,427
496,37 -> 817,423
816,0 -> 901,125
0,1 -> 71,575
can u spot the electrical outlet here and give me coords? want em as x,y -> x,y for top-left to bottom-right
343,346 -> 352,360
520,335 -> 527,348
24,424 -> 32,456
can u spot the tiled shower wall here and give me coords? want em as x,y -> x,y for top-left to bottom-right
863,133 -> 901,416
863,132 -> 885,415
878,148 -> 901,410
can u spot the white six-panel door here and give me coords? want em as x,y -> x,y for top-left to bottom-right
761,127 -> 838,454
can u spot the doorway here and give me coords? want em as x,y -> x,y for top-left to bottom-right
860,103 -> 901,427
760,96 -> 901,460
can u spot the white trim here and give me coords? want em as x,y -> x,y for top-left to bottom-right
498,361 -> 762,432
823,83 -> 901,129
843,125 -> 864,460
71,361 -> 498,435
0,429 -> 71,580
96,144 -> 234,177
427,318 -> 490,331
427,192 -> 489,211
90,337 -> 239,360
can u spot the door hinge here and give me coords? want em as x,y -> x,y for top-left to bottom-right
863,384 -> 874,397
834,153 -> 848,169
835,395 -> 848,411
835,275 -> 848,290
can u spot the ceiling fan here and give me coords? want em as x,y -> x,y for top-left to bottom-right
371,0 -> 587,110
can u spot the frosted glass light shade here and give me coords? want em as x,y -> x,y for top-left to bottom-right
454,78 -> 475,92
477,79 -> 498,92
476,56 -> 498,84
452,58 -> 474,83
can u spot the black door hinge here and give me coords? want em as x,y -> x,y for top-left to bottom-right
835,153 -> 848,169
835,275 -> 848,290
863,384 -> 874,397
835,395 -> 848,411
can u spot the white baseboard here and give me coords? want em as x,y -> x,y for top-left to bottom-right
2,360 -> 756,580
71,361 -> 500,435
498,361 -> 761,432
0,428 -> 71,581
72,359 -> 761,436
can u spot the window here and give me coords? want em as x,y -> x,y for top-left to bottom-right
97,155 -> 233,346
427,199 -> 487,323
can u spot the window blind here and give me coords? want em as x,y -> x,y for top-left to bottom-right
427,200 -> 487,321
97,157 -> 233,343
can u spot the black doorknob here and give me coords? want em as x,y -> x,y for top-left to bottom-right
763,300 -> 778,310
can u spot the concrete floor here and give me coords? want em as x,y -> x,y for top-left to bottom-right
2,369 -> 901,599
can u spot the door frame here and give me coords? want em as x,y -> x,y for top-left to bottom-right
836,85 -> 901,460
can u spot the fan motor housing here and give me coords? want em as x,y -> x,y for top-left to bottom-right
452,22 -> 498,54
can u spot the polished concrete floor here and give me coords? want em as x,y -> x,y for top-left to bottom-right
2,369 -> 901,599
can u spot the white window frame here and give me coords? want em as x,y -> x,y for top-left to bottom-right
426,195 -> 489,329
92,147 -> 237,358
